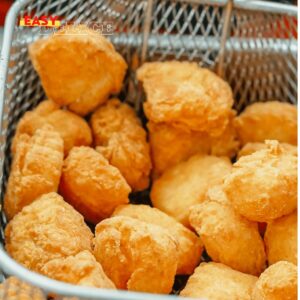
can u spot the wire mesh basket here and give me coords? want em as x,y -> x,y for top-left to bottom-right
0,0 -> 297,299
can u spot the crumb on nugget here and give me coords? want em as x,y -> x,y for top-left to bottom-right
224,140 -> 297,222
90,99 -> 151,191
4,125 -> 64,220
238,142 -> 297,159
112,204 -> 203,275
59,147 -> 130,224
180,262 -> 258,300
5,193 -> 93,273
29,25 -> 127,116
93,216 -> 178,294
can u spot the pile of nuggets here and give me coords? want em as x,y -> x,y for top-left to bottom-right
2,24 -> 297,300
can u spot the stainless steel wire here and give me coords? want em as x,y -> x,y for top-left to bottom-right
0,0 -> 297,298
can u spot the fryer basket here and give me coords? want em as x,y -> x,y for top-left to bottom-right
0,0 -> 297,299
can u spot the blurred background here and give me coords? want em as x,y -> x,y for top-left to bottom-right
0,0 -> 297,49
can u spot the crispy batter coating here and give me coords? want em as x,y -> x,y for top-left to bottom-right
59,147 -> 130,224
148,110 -> 238,177
235,101 -> 297,146
151,154 -> 232,227
238,142 -> 297,159
0,277 -> 45,300
90,99 -> 151,191
137,61 -> 234,135
180,262 -> 258,300
12,100 -> 92,156
112,204 -> 203,275
252,261 -> 297,300
223,140 -> 297,222
4,125 -> 64,220
205,185 -> 229,205
29,25 -> 127,116
189,200 -> 266,275
264,211 -> 297,265
5,193 -> 93,273
93,216 -> 178,293
41,250 -> 115,289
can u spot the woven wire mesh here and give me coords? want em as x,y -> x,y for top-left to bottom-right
224,6 -> 297,111
0,0 -> 297,298
147,1 -> 224,65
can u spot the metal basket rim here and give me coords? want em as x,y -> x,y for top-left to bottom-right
0,245 -> 186,299
0,0 -> 297,298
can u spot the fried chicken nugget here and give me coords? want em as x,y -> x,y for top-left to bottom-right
238,142 -> 297,159
206,185 -> 269,236
112,204 -> 203,275
5,193 -> 93,273
180,262 -> 258,300
252,261 -> 297,300
12,100 -> 92,156
189,200 -> 266,275
90,99 -> 151,191
41,250 -> 115,289
59,147 -> 130,224
29,25 -> 127,116
0,277 -> 45,300
264,211 -> 297,265
235,101 -> 297,146
223,140 -> 297,222
137,61 -> 234,135
148,110 -> 238,177
4,125 -> 64,220
93,216 -> 178,293
151,154 -> 232,227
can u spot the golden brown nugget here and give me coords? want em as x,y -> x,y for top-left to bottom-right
224,140 -> 297,222
29,25 -> 127,116
235,101 -> 297,146
180,262 -> 258,300
189,201 -> 266,275
151,154 -> 232,227
4,125 -> 63,220
93,216 -> 178,294
252,261 -> 297,300
238,142 -> 297,159
0,277 -> 45,300
264,211 -> 297,265
5,193 -> 93,273
41,250 -> 115,289
90,99 -> 151,191
59,147 -> 130,224
137,61 -> 234,135
112,204 -> 203,275
148,111 -> 238,177
205,185 -> 229,205
12,100 -> 92,156
206,186 -> 272,235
